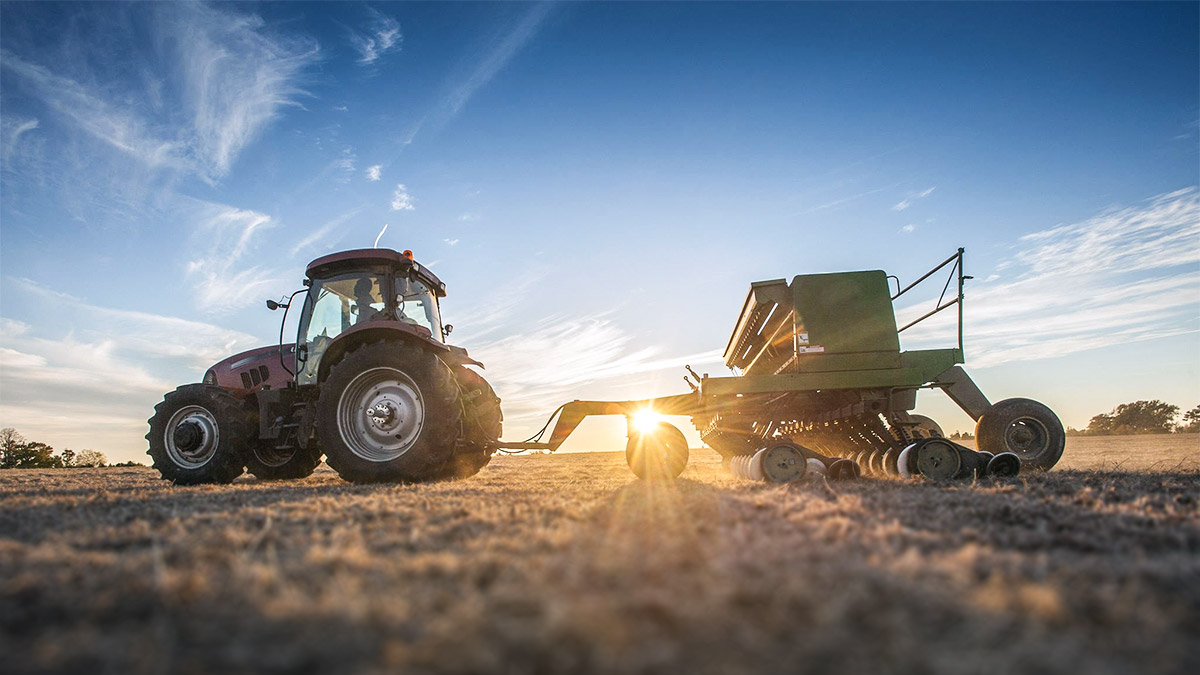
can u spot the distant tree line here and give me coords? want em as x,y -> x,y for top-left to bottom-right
0,428 -> 112,469
1067,401 -> 1200,436
946,401 -> 1199,439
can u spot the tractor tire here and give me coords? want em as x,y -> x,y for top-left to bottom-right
244,441 -> 322,480
146,384 -> 249,485
434,367 -> 502,481
975,398 -> 1065,471
317,340 -> 461,483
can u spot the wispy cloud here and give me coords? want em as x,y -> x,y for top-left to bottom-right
4,284 -> 261,369
444,238 -> 460,246
404,3 -> 554,145
897,188 -> 1200,367
901,224 -> 915,234
390,183 -> 415,211
1,117 -> 39,161
892,185 -> 936,211
332,147 -> 356,182
349,8 -> 402,65
470,314 -> 723,426
0,51 -> 189,171
182,200 -> 283,313
0,3 -> 318,183
365,164 -> 382,181
168,3 -> 318,180
799,183 -> 899,215
0,288 -> 262,460
290,205 -> 366,256
450,275 -> 722,432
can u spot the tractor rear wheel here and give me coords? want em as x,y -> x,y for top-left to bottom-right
318,341 -> 460,483
975,398 -> 1065,471
146,384 -> 249,485
245,441 -> 322,480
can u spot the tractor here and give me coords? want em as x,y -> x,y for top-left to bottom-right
147,248 -> 502,484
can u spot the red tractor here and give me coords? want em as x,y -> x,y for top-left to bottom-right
147,248 -> 502,484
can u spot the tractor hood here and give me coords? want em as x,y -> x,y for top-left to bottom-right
305,248 -> 446,297
204,344 -> 296,395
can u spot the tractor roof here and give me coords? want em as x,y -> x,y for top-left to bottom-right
305,248 -> 446,296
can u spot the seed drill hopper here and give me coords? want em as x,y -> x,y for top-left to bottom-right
499,249 -> 1065,481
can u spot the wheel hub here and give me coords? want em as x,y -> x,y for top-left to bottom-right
366,400 -> 401,429
173,421 -> 203,452
163,405 -> 220,469
1006,418 -> 1047,453
337,367 -> 425,462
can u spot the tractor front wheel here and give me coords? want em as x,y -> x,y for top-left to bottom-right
318,341 -> 460,483
975,398 -> 1065,471
146,384 -> 250,485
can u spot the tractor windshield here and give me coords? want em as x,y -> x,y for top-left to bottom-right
297,273 -> 385,380
394,276 -> 442,339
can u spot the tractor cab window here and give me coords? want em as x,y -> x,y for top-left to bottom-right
395,276 -> 442,339
299,273 -> 384,379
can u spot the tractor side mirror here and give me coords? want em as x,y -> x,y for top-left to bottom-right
266,299 -> 280,311
443,324 -> 453,338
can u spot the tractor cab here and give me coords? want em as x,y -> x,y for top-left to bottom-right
294,248 -> 448,386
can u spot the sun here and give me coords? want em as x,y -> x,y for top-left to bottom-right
632,410 -> 664,433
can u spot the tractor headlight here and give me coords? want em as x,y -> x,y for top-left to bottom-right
203,369 -> 217,385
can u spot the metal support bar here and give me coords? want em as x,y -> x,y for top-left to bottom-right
892,249 -> 961,300
493,393 -> 702,454
935,365 -> 992,421
896,297 -> 959,333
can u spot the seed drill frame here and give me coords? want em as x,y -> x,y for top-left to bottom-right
496,249 -> 1065,478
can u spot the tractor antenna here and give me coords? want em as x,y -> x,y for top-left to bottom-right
373,223 -> 388,248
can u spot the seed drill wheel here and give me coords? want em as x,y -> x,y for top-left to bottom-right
244,441 -> 322,480
896,443 -> 920,479
318,341 -> 460,483
828,459 -> 861,481
975,398 -> 1065,471
147,384 -> 249,485
986,452 -> 1022,478
626,422 -> 689,480
915,439 -> 963,481
757,443 -> 808,483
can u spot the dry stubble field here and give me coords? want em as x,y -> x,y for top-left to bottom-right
2,435 -> 1198,675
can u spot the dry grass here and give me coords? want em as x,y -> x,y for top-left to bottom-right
1,435 -> 1197,674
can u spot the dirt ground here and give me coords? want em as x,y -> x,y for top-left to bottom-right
1,435 -> 1197,675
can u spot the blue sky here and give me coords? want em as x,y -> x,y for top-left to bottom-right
1,1 -> 1197,463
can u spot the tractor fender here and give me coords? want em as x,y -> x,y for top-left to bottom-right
314,322 -> 449,383
442,344 -> 485,369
